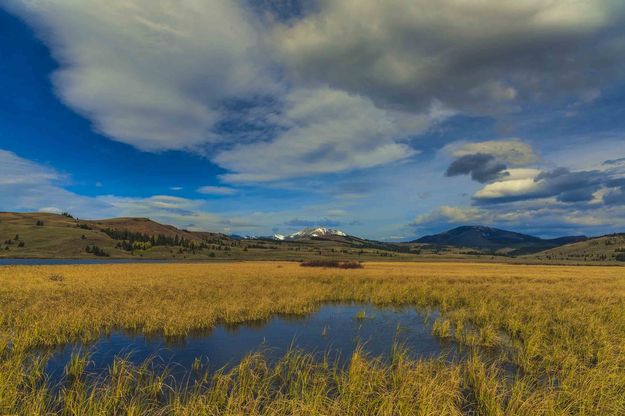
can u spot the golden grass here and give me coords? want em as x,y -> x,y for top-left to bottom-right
1,261 -> 624,415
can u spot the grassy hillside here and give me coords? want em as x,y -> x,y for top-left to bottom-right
0,212 -> 131,258
533,234 -> 625,263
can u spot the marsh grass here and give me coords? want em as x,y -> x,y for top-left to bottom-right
2,345 -> 465,415
300,259 -> 363,268
1,261 -> 624,414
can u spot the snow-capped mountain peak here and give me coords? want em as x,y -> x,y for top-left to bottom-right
287,227 -> 347,239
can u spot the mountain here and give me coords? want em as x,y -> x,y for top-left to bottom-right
2,212 -> 613,262
413,226 -> 587,254
285,227 -> 348,240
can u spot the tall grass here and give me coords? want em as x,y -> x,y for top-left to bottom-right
300,259 -> 363,268
1,346 -> 465,415
0,261 -> 624,414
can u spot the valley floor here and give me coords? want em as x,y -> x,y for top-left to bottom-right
1,262 -> 624,415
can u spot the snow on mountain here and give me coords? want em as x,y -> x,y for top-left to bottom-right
286,227 -> 348,239
273,234 -> 285,241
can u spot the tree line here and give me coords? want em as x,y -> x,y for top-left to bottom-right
102,228 -> 210,251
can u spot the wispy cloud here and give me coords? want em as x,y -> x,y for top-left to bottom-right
0,150 -> 62,185
196,186 -> 238,196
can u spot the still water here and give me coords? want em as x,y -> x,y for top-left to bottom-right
44,304 -> 458,383
0,258 -> 172,265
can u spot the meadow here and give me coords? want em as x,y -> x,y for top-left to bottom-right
0,261 -> 624,415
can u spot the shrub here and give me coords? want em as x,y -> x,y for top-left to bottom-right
300,259 -> 363,269
85,245 -> 109,257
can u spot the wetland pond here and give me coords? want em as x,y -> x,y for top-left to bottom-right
44,304 -> 461,385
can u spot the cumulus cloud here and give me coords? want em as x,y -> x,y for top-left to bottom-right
216,88 -> 449,182
5,0 -> 625,196
450,140 -> 538,165
445,139 -> 538,183
443,139 -> 625,206
446,153 -> 509,183
6,1 -> 455,181
535,168 -> 605,203
6,0 -> 273,151
412,206 -> 488,226
603,157 -> 625,166
273,0 -> 625,114
474,167 -> 612,204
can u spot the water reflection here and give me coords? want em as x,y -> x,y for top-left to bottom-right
44,304 -> 459,384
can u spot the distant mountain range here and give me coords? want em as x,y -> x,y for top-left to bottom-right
1,212 -> 623,263
413,225 -> 587,254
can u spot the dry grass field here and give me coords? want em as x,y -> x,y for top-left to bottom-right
1,261 -> 624,415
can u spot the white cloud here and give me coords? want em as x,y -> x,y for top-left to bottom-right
273,0 -> 624,113
38,207 -> 64,214
410,202 -> 625,236
0,150 -> 109,215
412,206 -> 488,226
5,0 -> 625,189
216,88 -> 448,182
7,0 -> 273,151
6,1 -> 456,182
0,150 -> 62,185
473,169 -> 543,200
196,186 -> 238,196
0,150 -> 255,232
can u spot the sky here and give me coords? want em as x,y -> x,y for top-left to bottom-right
2,0 -> 625,241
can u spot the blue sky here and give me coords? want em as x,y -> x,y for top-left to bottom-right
2,0 -> 625,240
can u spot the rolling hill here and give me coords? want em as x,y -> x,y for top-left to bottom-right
0,212 -> 232,259
533,233 -> 625,263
